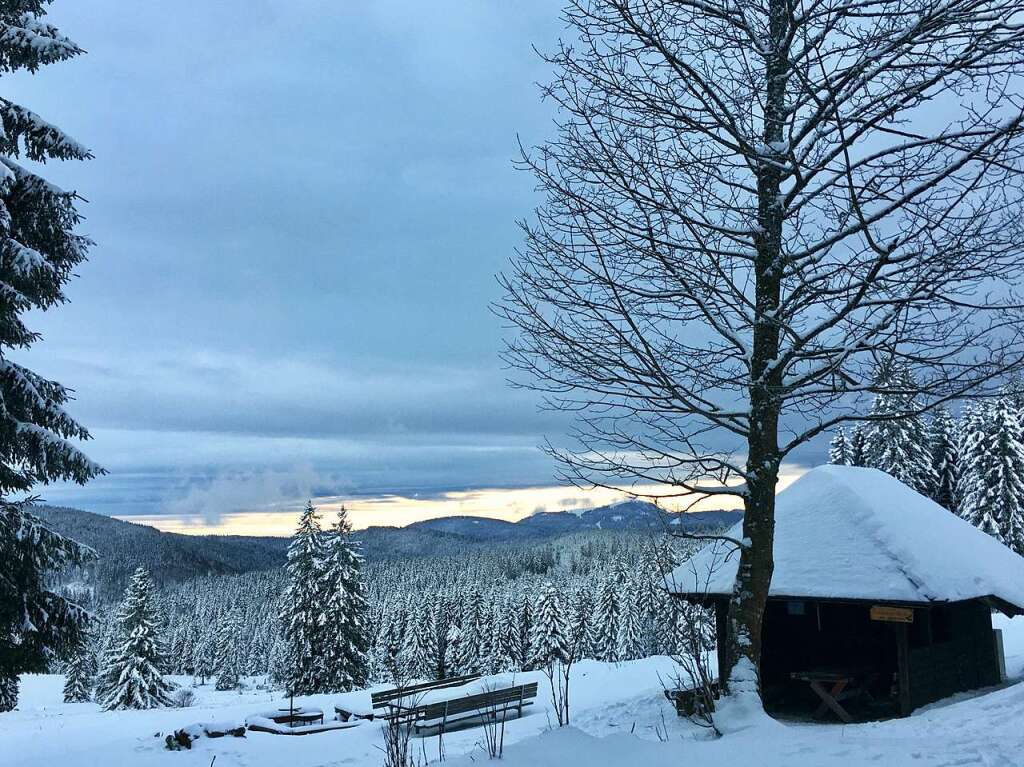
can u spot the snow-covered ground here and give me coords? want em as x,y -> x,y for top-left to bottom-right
6,615 -> 1024,767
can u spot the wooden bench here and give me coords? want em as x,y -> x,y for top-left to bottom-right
334,674 -> 481,721
389,682 -> 539,735
664,680 -> 720,717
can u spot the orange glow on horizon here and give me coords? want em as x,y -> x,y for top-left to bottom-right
115,469 -> 804,537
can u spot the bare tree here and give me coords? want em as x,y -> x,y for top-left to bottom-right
378,667 -> 425,767
477,677 -> 514,759
666,554 -> 726,734
500,0 -> 1024,710
544,608 -> 588,727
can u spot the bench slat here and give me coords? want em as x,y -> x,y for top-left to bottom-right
417,686 -> 538,718
371,674 -> 482,708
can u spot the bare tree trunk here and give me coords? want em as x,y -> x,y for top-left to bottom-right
723,0 -> 789,694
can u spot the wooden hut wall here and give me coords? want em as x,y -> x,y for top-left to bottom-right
689,596 -> 1003,718
905,600 -> 1001,710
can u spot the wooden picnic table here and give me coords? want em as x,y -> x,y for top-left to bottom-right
790,669 -> 877,723
273,707 -> 325,726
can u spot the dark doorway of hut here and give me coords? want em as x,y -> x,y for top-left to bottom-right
710,597 -> 1008,724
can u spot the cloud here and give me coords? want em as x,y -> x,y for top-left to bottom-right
161,465 -> 328,525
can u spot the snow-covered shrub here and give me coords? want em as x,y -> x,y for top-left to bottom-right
171,687 -> 196,708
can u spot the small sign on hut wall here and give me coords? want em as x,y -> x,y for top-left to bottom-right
870,605 -> 914,623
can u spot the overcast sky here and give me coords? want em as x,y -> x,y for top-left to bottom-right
8,2 -> 812,531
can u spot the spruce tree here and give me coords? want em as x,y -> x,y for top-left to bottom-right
321,506 -> 370,692
959,398 -> 1024,554
214,608 -> 243,691
96,567 -> 173,710
192,629 -> 216,686
459,590 -> 486,675
847,425 -> 867,467
0,503 -> 96,710
444,623 -> 464,678
569,588 -> 594,660
0,4 -> 104,711
828,428 -> 848,465
529,582 -> 570,667
652,591 -> 678,656
431,594 -> 452,680
483,607 -> 509,673
927,407 -> 959,512
0,5 -> 101,498
279,501 -> 327,695
863,362 -> 935,494
593,573 -> 621,662
616,586 -> 645,661
499,597 -> 521,669
515,594 -> 533,670
62,632 -> 96,703
404,607 -> 435,680
1005,375 -> 1024,410
376,608 -> 404,681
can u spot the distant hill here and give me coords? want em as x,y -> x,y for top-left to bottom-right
409,499 -> 741,539
33,500 -> 741,599
31,505 -> 290,598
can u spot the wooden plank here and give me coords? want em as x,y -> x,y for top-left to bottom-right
870,605 -> 914,623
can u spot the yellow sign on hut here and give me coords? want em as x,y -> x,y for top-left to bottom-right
870,605 -> 914,623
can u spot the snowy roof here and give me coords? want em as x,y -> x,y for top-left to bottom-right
667,465 -> 1024,612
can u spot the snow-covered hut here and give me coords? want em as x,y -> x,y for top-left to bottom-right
667,465 -> 1024,718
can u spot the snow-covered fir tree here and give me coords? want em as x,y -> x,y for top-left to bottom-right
401,606 -> 433,680
863,362 -> 935,494
569,588 -> 595,659
847,425 -> 867,467
279,501 -> 328,695
616,582 -> 646,661
958,398 -> 1024,555
529,582 -> 570,667
62,631 -> 96,703
192,628 -> 216,685
321,506 -> 370,692
593,570 -> 622,662
499,597 -> 522,670
828,428 -> 848,465
651,590 -> 679,656
927,407 -> 959,512
1005,375 -> 1024,410
0,1 -> 104,713
375,609 -> 404,682
96,567 -> 173,710
444,623 -> 465,678
460,590 -> 486,675
0,502 -> 96,710
483,606 -> 509,673
215,608 -> 243,691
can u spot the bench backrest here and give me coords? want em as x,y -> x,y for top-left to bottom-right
415,682 -> 539,722
371,674 -> 482,709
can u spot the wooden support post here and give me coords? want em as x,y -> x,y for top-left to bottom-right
895,623 -> 912,716
714,599 -> 729,685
